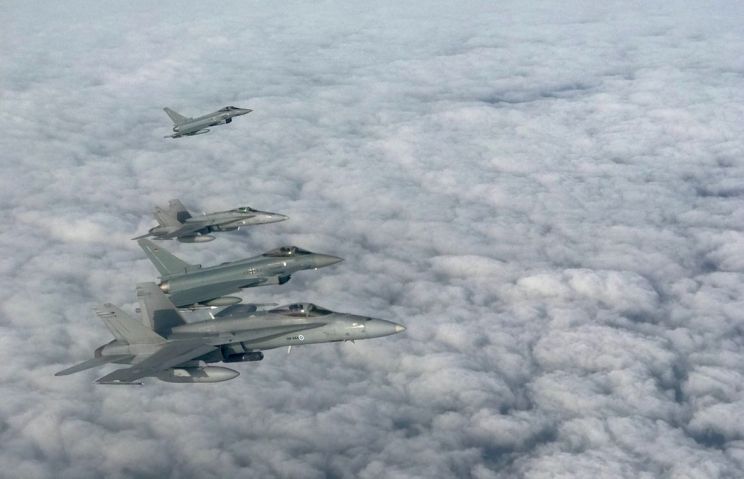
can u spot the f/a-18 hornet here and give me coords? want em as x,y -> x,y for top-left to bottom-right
55,283 -> 406,384
164,106 -> 252,138
138,239 -> 342,308
132,199 -> 287,243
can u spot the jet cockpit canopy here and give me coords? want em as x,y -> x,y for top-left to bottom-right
270,303 -> 333,317
234,207 -> 256,213
263,246 -> 312,257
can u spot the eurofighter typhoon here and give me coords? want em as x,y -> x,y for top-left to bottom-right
133,199 -> 287,243
164,106 -> 252,138
138,239 -> 342,308
55,284 -> 406,384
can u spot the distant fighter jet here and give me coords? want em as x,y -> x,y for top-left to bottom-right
56,283 -> 406,384
163,106 -> 252,138
138,239 -> 343,308
133,199 -> 287,243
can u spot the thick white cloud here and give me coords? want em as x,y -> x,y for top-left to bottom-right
3,0 -> 744,477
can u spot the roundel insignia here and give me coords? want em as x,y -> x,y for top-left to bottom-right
298,335 -> 305,341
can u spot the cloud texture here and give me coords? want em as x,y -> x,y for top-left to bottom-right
3,1 -> 744,477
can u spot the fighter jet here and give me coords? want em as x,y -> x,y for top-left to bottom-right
55,283 -> 406,384
138,239 -> 343,308
163,106 -> 252,138
132,199 -> 287,243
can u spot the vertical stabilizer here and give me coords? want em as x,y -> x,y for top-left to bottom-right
137,239 -> 193,276
163,107 -> 189,125
95,304 -> 165,344
137,283 -> 187,336
153,206 -> 177,227
153,198 -> 191,227
168,199 -> 192,223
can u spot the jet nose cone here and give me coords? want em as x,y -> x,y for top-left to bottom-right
314,254 -> 344,268
365,319 -> 406,338
268,213 -> 289,223
236,108 -> 253,116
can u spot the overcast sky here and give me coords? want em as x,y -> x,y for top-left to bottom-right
2,1 -> 744,478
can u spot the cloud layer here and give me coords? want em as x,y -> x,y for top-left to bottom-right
3,1 -> 744,477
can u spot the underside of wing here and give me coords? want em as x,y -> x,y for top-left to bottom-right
96,340 -> 215,384
168,279 -> 263,307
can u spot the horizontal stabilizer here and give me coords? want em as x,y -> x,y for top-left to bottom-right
95,340 -> 215,384
55,355 -> 130,376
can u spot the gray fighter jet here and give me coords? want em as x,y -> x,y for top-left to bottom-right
133,199 -> 287,243
138,239 -> 343,308
55,283 -> 406,384
164,106 -> 252,138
